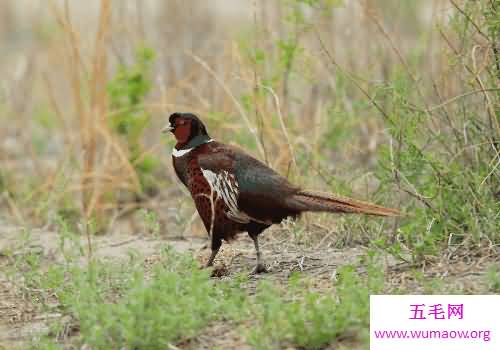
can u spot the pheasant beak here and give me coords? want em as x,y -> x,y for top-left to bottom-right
162,124 -> 174,133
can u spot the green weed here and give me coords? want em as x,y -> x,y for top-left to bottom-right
3,225 -> 385,350
22,243 -> 247,349
139,208 -> 161,237
247,264 -> 384,349
486,265 -> 500,293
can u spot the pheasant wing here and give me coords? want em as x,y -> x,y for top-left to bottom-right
198,152 -> 251,224
198,144 -> 299,224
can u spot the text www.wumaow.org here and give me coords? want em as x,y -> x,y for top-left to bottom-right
373,328 -> 491,342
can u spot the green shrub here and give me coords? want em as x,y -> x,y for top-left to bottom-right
108,46 -> 160,196
372,1 -> 500,262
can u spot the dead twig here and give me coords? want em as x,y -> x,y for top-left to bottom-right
314,27 -> 392,124
187,52 -> 266,159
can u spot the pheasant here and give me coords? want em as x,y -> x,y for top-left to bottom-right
163,112 -> 399,273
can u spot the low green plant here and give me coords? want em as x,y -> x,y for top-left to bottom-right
54,214 -> 85,263
413,270 -> 448,294
71,258 -> 216,349
8,224 -> 385,350
247,263 -> 384,350
6,228 -> 43,291
486,265 -> 500,293
139,208 -> 161,237
25,243 -> 248,349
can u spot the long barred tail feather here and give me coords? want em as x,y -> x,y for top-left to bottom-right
286,190 -> 400,217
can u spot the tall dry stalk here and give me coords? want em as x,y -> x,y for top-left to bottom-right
47,0 -> 141,249
48,1 -> 88,210
85,0 -> 111,223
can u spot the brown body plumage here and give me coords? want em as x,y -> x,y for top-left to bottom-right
164,113 -> 399,273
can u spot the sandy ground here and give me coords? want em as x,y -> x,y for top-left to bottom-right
0,222 -> 368,349
0,222 -> 497,349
